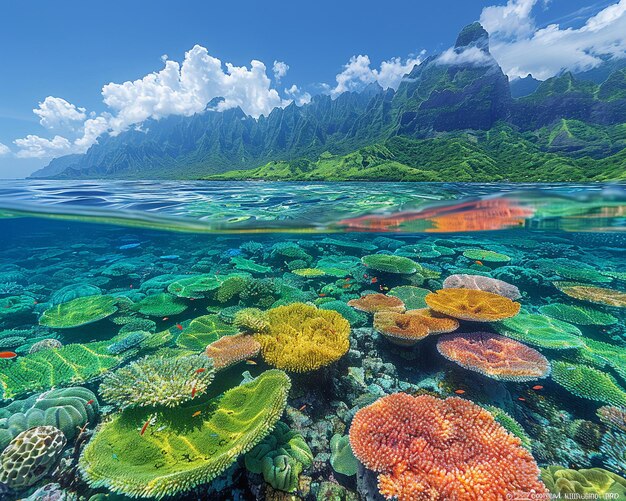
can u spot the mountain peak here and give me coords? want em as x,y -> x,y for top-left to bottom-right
454,22 -> 489,51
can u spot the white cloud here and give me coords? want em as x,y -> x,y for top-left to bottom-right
437,46 -> 495,66
330,53 -> 423,97
14,135 -> 72,159
33,96 -> 87,131
480,0 -> 539,38
0,143 -> 10,156
483,0 -> 626,80
103,45 -> 289,134
285,84 -> 312,106
272,60 -> 289,81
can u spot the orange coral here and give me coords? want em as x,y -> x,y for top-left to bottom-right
436,332 -> 550,382
348,294 -> 405,314
425,288 -> 520,321
349,393 -> 547,501
373,309 -> 459,346
205,334 -> 261,370
554,283 -> 626,308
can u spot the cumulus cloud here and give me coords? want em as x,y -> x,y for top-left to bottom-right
33,96 -> 87,131
330,53 -> 423,97
0,143 -> 10,156
483,0 -> 626,80
14,135 -> 72,159
285,84 -> 312,106
272,61 -> 289,81
437,46 -> 495,66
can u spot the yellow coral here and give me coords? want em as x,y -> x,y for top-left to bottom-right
255,303 -> 350,372
425,288 -> 520,321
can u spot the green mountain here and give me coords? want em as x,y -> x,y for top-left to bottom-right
31,22 -> 626,182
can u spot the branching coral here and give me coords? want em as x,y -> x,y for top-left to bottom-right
349,393 -> 547,500
100,354 -> 215,409
255,303 -> 350,372
80,370 -> 291,499
425,288 -> 520,321
347,293 -> 405,314
234,307 -> 270,333
437,332 -> 550,382
205,334 -> 261,370
374,309 -> 459,346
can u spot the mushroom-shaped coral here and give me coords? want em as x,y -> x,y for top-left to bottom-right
254,303 -> 350,372
79,370 -> 291,499
541,466 -> 626,497
205,334 -> 261,370
539,303 -> 617,326
493,313 -> 583,350
361,254 -> 419,274
437,332 -> 550,382
349,393 -> 547,501
373,309 -> 459,346
0,426 -> 66,489
551,361 -> 626,407
443,274 -> 521,300
39,295 -> 118,328
553,282 -> 626,308
348,293 -> 405,314
100,354 -> 214,409
330,434 -> 358,476
425,288 -> 520,321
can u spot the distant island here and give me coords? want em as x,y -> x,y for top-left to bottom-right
32,23 -> 626,182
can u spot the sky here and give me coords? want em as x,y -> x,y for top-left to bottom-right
0,0 -> 624,178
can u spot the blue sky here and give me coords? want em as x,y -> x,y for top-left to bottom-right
0,0 -> 624,177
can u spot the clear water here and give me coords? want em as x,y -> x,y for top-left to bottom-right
0,181 -> 625,500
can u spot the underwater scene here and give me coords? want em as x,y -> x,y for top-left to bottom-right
0,181 -> 626,501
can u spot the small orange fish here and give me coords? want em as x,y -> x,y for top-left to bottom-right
195,368 -> 206,374
318,293 -> 327,297
518,397 -> 526,402
342,284 -> 351,289
176,323 -> 183,330
191,383 -> 197,399
454,389 -> 465,395
245,359 -> 257,365
86,399 -> 95,405
475,260 -> 483,266
298,404 -> 307,411
532,385 -> 543,391
371,277 -> 378,284
192,411 -> 202,417
0,352 -> 17,359
140,418 -> 151,436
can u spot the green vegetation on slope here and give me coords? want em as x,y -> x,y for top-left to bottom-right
206,124 -> 626,182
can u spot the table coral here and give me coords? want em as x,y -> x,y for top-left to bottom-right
39,295 -> 118,328
425,288 -> 520,321
443,273 -> 521,300
374,309 -> 459,346
347,293 -> 405,314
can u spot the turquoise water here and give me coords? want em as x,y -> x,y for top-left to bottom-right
0,181 -> 625,500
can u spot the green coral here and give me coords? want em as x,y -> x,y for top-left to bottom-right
552,361 -> 626,407
133,293 -> 188,317
319,300 -> 367,327
50,283 -> 101,305
79,370 -> 291,499
361,254 -> 418,274
100,354 -> 214,409
541,466 -> 626,496
291,268 -> 327,277
492,313 -> 583,350
167,274 -> 223,299
0,386 -> 99,449
234,308 -> 270,333
175,315 -> 238,350
330,434 -> 358,476
231,256 -> 272,274
539,303 -> 618,326
485,406 -> 531,450
388,286 -> 430,309
215,275 -> 249,303
0,341 -> 125,401
39,295 -> 118,328
462,249 -> 511,263
245,421 -> 313,492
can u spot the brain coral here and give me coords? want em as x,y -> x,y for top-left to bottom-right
349,393 -> 547,500
425,288 -> 520,321
205,334 -> 261,370
373,309 -> 459,346
552,361 -> 626,407
554,282 -> 626,308
255,303 -> 350,372
0,426 -> 66,489
361,254 -> 419,274
347,293 -> 405,314
443,274 -> 521,300
39,295 -> 118,328
80,370 -> 291,499
492,313 -> 583,350
541,466 -> 626,496
437,332 -> 550,382
0,386 -> 99,450
100,354 -> 214,409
